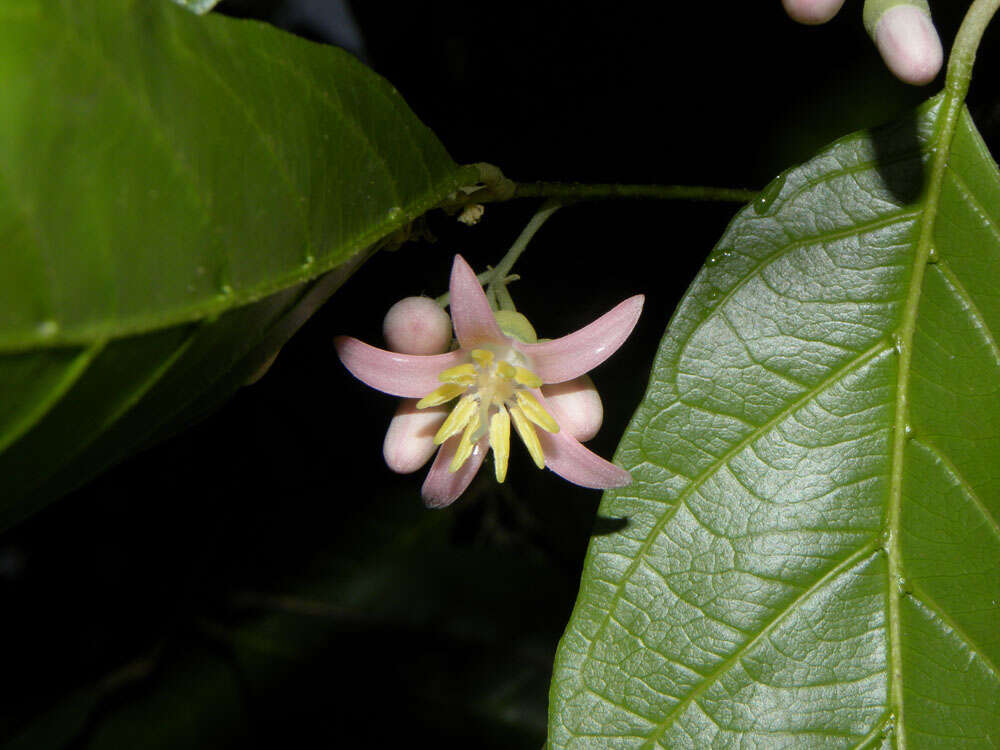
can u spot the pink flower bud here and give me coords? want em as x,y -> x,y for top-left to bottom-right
383,296 -> 453,355
383,399 -> 447,474
541,375 -> 604,442
782,0 -> 845,25
874,5 -> 942,86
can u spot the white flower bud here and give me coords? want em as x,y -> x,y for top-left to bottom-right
383,296 -> 453,355
383,399 -> 447,474
873,4 -> 942,86
782,0 -> 846,25
541,375 -> 604,442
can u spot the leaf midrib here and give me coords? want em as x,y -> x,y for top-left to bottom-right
883,84 -> 969,749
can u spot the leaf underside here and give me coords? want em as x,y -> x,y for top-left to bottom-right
0,0 -> 463,530
549,94 -> 1000,748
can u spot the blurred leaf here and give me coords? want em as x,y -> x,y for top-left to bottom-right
6,492 -> 563,749
0,0 -> 464,529
4,689 -> 101,750
214,493 -> 558,748
549,93 -> 1000,746
83,647 -> 251,750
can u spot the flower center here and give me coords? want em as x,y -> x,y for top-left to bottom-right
415,348 -> 559,480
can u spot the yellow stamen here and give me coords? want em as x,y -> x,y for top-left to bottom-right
515,391 -> 560,433
434,394 -> 477,445
416,383 -> 467,409
496,361 -> 516,379
438,363 -> 476,385
510,405 -> 545,469
449,411 -> 481,472
470,349 -> 493,367
489,407 -> 511,482
513,366 -> 543,388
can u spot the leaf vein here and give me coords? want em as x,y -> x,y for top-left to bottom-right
0,341 -> 106,455
849,709 -> 894,750
905,582 -> 1000,682
944,165 -> 1000,248
909,436 -> 1000,544
242,44 -> 406,214
932,260 -> 1000,367
704,211 -> 918,331
170,18 -> 314,274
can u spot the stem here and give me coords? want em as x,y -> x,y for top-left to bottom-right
946,0 -> 1000,100
485,200 -> 562,304
445,164 -> 757,208
512,181 -> 757,204
493,278 -> 518,312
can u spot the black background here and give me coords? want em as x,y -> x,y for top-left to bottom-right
2,2 -> 997,748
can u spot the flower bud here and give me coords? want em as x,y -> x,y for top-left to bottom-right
865,1 -> 942,86
541,375 -> 604,442
782,0 -> 846,25
383,296 -> 453,355
383,399 -> 447,473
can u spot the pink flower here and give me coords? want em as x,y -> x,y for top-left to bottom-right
335,255 -> 644,507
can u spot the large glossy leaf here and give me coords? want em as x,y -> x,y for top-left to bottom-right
0,0 -> 464,529
549,92 -> 1000,746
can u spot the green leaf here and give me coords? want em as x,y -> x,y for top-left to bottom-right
549,92 -> 1000,746
0,0 -> 464,529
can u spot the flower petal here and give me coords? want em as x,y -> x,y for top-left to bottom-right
518,295 -> 644,383
533,391 -> 631,489
335,336 -> 466,397
449,254 -> 505,348
383,399 -> 447,474
421,434 -> 488,508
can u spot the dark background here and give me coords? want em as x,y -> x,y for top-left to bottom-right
2,2 -> 996,748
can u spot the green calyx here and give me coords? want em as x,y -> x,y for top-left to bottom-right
494,310 -> 538,344
863,0 -> 932,37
